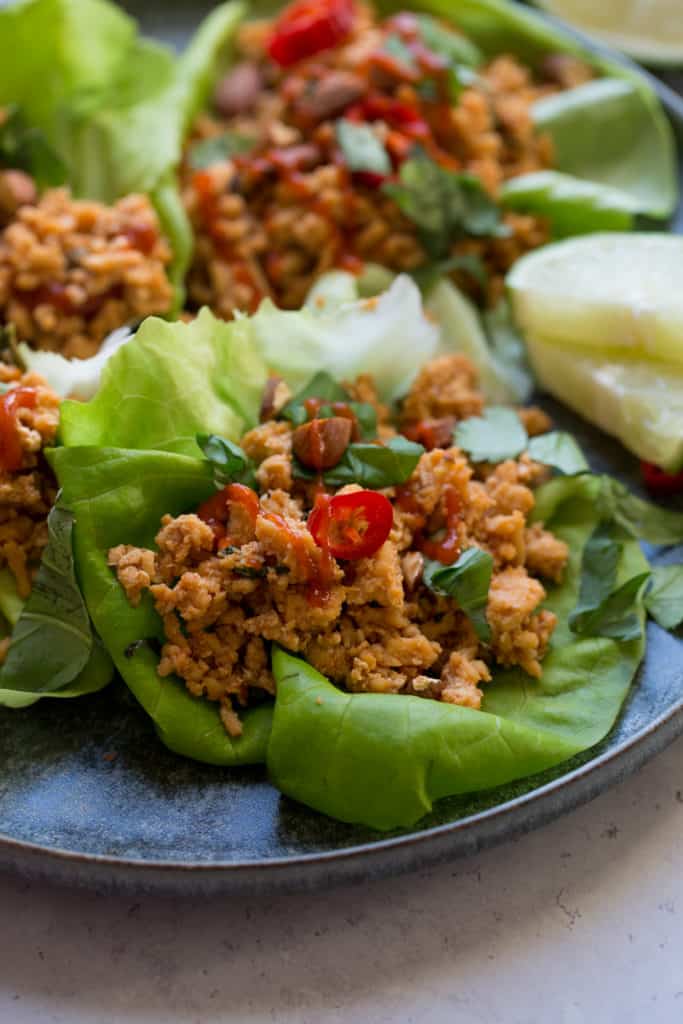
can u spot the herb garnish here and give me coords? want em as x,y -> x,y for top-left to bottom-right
197,433 -> 256,489
188,130 -> 257,170
423,548 -> 493,642
644,565 -> 683,630
335,119 -> 392,176
0,105 -> 66,188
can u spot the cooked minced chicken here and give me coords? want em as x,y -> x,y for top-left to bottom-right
0,362 -> 61,660
110,354 -> 569,736
0,179 -> 173,358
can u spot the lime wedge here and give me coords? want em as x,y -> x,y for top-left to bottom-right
535,0 -> 683,65
508,234 -> 683,367
526,337 -> 683,471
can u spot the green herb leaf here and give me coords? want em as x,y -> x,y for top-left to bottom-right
383,154 -> 507,259
323,435 -> 424,489
279,371 -> 349,428
454,406 -> 528,463
414,13 -> 483,68
335,119 -> 391,176
570,522 -> 621,623
423,547 -> 493,641
644,565 -> 683,630
527,431 -> 589,476
188,130 -> 257,170
570,572 -> 649,642
0,505 -> 93,693
196,432 -> 256,489
569,521 -> 649,641
0,105 -> 67,188
383,32 -> 418,72
600,478 -> 683,545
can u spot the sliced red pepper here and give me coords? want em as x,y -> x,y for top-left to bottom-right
267,0 -> 356,67
197,483 -> 260,545
0,386 -> 37,473
641,461 -> 683,497
308,489 -> 393,560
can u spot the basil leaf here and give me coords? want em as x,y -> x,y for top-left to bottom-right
324,435 -> 424,489
569,572 -> 649,642
196,432 -> 256,489
527,431 -> 589,476
188,130 -> 257,170
0,505 -> 92,693
335,119 -> 391,176
570,522 -> 622,625
644,565 -> 683,631
0,105 -> 66,188
383,154 -> 507,259
414,13 -> 483,68
423,548 -> 493,642
279,371 -> 349,428
455,406 -> 528,463
600,478 -> 683,545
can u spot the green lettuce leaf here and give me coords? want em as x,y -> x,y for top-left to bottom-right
500,171 -> 636,238
645,565 -> 683,631
533,80 -> 677,220
49,445 -> 272,765
0,506 -> 92,692
0,640 -> 113,710
268,473 -> 647,829
59,308 -> 267,455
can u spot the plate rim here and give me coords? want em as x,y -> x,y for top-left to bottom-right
2,7 -> 683,891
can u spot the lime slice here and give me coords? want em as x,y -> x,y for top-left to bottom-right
526,337 -> 683,471
535,0 -> 683,65
508,234 -> 683,367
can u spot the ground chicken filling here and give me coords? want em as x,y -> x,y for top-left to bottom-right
0,170 -> 174,358
109,354 -> 569,737
0,361 -> 61,662
182,1 -> 593,317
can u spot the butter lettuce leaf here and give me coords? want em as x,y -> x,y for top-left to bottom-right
59,308 -> 267,455
268,474 -> 647,829
500,171 -> 636,238
49,445 -> 272,765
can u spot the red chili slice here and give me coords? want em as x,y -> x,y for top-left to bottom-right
308,489 -> 393,560
0,386 -> 38,472
267,0 -> 355,67
641,461 -> 683,497
421,485 -> 462,565
197,483 -> 260,545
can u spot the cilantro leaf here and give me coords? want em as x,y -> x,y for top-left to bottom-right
414,13 -> 483,68
196,433 -> 256,489
383,33 -> 418,72
382,154 -> 508,260
570,572 -> 649,642
423,547 -> 493,642
454,407 -> 528,463
644,565 -> 683,630
527,431 -> 589,476
188,130 -> 257,170
335,119 -> 391,176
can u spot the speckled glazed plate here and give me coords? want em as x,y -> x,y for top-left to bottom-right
1,3 -> 683,893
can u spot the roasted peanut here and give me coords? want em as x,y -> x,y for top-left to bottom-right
292,416 -> 353,470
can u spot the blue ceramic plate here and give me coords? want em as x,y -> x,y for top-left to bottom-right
1,3 -> 682,893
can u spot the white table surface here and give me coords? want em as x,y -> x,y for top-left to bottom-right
1,734 -> 682,1024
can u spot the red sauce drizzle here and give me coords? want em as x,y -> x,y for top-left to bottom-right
264,511 -> 334,607
421,485 -> 462,565
0,387 -> 37,472
123,222 -> 158,255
